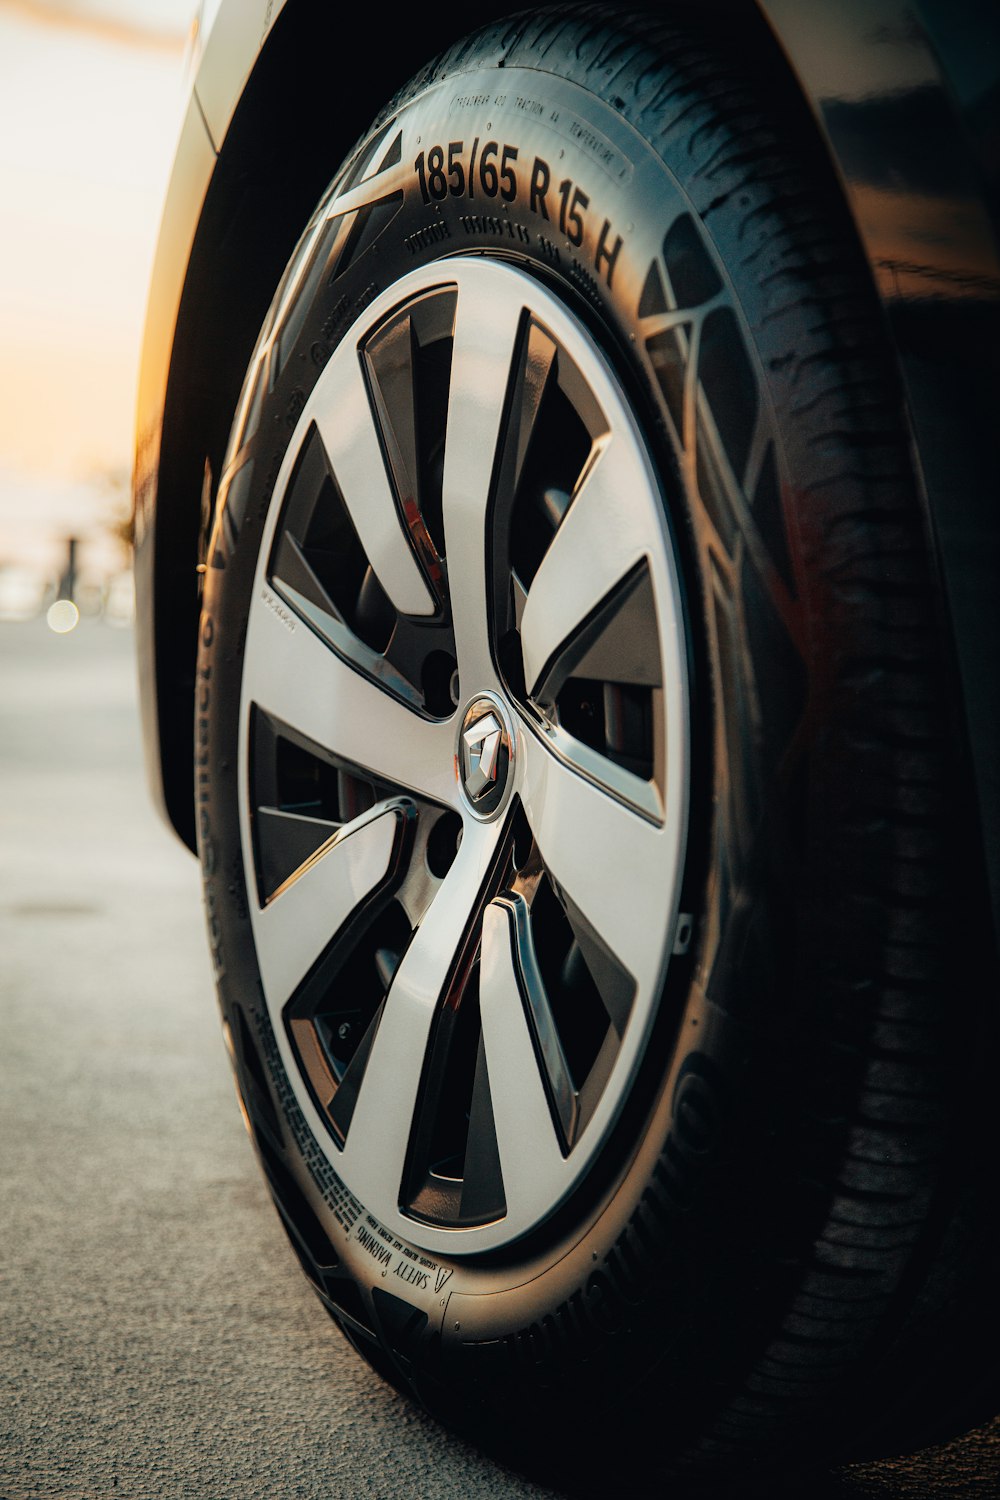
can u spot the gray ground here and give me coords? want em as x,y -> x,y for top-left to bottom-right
1,618 -> 997,1499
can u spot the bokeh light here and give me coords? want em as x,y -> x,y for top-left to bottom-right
46,598 -> 80,633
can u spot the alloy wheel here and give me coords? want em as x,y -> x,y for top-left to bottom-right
237,259 -> 690,1254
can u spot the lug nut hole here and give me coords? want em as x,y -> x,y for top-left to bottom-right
427,811 -> 464,878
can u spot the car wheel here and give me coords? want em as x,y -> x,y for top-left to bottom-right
195,6 -> 997,1488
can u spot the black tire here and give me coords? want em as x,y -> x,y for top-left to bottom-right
196,5 -> 1000,1491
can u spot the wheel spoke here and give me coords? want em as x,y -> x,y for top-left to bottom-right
479,903 -> 566,1209
254,804 -> 406,1007
497,893 -> 578,1149
442,265 -> 526,683
340,825 -> 504,1200
325,159 -> 412,219
520,436 -> 653,702
520,734 -> 666,994
311,339 -> 435,618
243,586 -> 457,804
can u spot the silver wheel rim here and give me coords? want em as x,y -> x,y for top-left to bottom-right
236,258 -> 690,1254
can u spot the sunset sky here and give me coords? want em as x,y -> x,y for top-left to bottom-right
3,0 -> 990,589
0,0 -> 192,576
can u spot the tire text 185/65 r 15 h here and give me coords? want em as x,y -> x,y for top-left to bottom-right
196,7 -> 995,1489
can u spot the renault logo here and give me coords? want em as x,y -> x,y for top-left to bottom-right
463,712 -> 503,796
458,695 -> 515,819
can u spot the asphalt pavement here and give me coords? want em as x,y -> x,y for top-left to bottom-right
1,618 -> 997,1499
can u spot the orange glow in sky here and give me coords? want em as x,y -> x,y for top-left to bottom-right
0,0 -> 190,572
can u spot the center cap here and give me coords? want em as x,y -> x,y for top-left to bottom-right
458,693 -> 516,819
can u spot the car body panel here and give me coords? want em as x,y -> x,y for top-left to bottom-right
193,0 -> 286,150
133,94 -> 215,831
759,0 -> 1000,947
134,0 -> 294,831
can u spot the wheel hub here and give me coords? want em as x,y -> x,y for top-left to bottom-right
458,693 -> 515,819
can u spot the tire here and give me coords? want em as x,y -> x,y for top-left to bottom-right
196,5 -> 1000,1490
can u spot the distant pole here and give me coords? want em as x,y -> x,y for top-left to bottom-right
59,537 -> 78,602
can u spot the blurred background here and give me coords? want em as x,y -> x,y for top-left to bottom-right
0,0 -> 190,626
